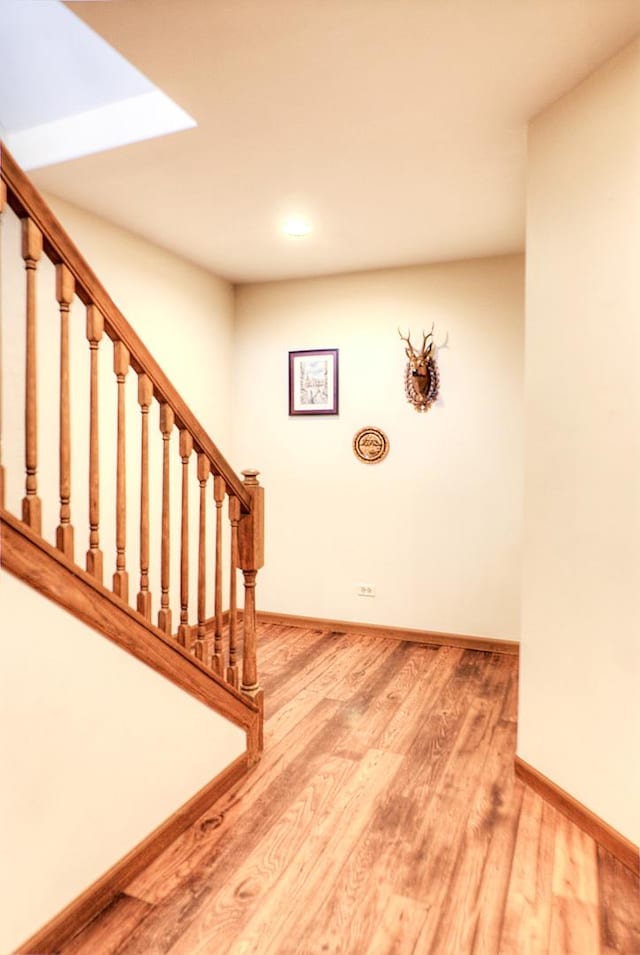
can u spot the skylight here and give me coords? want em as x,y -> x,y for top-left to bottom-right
0,0 -> 196,170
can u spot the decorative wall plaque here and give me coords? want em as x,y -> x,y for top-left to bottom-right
353,427 -> 389,464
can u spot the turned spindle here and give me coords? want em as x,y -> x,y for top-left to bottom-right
112,341 -> 130,601
194,453 -> 210,662
21,218 -> 43,533
136,373 -> 153,619
157,402 -> 174,634
177,429 -> 193,647
55,264 -> 75,559
86,305 -> 104,582
226,495 -> 241,688
212,475 -> 226,675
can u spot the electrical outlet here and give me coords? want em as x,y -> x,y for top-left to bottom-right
357,584 -> 376,597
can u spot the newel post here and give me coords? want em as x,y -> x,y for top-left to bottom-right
238,469 -> 264,701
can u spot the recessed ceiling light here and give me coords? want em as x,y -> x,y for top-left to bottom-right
282,217 -> 312,237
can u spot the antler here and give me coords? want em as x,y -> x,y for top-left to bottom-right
398,327 -> 416,357
400,323 -> 445,358
421,322 -> 435,355
398,327 -> 413,349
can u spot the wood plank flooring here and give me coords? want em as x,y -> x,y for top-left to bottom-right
58,625 -> 639,955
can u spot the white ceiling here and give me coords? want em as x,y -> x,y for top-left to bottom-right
24,0 -> 640,283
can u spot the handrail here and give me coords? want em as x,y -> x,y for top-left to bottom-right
0,143 -> 250,513
1,142 -> 265,731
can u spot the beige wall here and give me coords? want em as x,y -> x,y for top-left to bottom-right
46,194 -> 235,447
2,195 -> 236,622
46,195 -> 237,617
0,571 -> 244,954
232,256 -> 524,641
520,39 -> 640,843
0,197 -> 243,950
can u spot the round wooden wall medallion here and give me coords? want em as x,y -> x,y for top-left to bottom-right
353,426 -> 389,464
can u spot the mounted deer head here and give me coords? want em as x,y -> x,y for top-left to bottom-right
398,323 -> 445,412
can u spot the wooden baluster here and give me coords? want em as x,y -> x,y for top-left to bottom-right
212,475 -> 226,675
226,494 -> 241,688
177,429 -> 193,647
0,179 -> 6,507
55,264 -> 75,559
112,341 -> 130,601
86,305 -> 104,582
238,469 -> 265,700
157,403 -> 174,634
195,453 -> 210,662
21,218 -> 43,533
136,373 -> 153,619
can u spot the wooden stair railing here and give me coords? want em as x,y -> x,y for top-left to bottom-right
0,144 -> 264,753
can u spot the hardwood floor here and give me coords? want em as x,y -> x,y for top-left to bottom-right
58,625 -> 639,955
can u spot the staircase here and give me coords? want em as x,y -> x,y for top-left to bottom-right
0,145 -> 264,952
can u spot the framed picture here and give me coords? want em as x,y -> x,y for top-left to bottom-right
288,348 -> 339,416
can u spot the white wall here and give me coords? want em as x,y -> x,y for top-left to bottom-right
1,193 -> 235,629
47,195 -> 237,621
232,256 -> 524,641
0,570 -> 244,954
520,39 -> 640,843
46,193 -> 235,448
0,195 -> 244,950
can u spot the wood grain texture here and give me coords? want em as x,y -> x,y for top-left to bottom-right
1,146 -> 250,512
21,215 -> 43,534
311,653 -> 507,955
194,453 -> 210,662
157,403 -> 174,634
112,340 -> 130,602
1,511 -> 258,730
597,845 -> 640,954
123,696 -> 344,910
177,429 -> 193,648
239,469 -> 263,693
256,610 -> 519,655
85,304 -> 104,583
61,893 -> 153,955
500,784 -> 558,955
55,263 -> 75,560
237,469 -> 264,572
212,475 -> 225,675
368,893 -> 428,955
53,625 -> 638,955
548,815 -> 600,954
17,756 -> 251,955
136,373 -> 153,620
226,495 -> 241,688
515,756 -> 639,875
